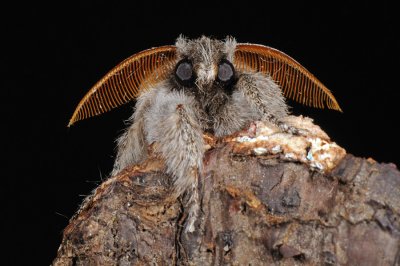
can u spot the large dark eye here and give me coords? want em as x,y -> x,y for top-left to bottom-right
175,59 -> 195,87
217,59 -> 235,85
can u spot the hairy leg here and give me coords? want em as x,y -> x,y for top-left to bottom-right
112,86 -> 204,231
236,72 -> 300,134
144,87 -> 205,232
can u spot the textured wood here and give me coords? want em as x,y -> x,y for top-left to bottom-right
53,135 -> 399,265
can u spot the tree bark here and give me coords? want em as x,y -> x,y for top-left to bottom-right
53,118 -> 400,265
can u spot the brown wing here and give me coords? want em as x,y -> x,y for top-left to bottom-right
68,46 -> 177,126
234,44 -> 342,112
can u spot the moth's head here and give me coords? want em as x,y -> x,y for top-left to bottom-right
68,35 -> 342,127
173,36 -> 238,93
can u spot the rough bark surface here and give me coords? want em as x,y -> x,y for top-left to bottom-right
53,121 -> 400,265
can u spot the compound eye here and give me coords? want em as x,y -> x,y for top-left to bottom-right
217,59 -> 235,83
175,59 -> 195,86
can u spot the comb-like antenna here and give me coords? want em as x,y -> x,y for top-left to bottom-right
68,46 -> 177,126
234,44 -> 342,112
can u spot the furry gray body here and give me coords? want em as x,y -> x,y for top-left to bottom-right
111,36 -> 289,231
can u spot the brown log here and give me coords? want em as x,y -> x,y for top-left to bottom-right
53,118 -> 400,265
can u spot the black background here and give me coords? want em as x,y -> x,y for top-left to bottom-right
4,1 -> 398,264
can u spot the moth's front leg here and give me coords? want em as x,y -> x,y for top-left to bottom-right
144,88 -> 205,231
237,72 -> 300,134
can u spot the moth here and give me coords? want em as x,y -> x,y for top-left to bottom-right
69,36 -> 341,231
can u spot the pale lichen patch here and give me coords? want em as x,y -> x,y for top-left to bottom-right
231,116 -> 346,173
